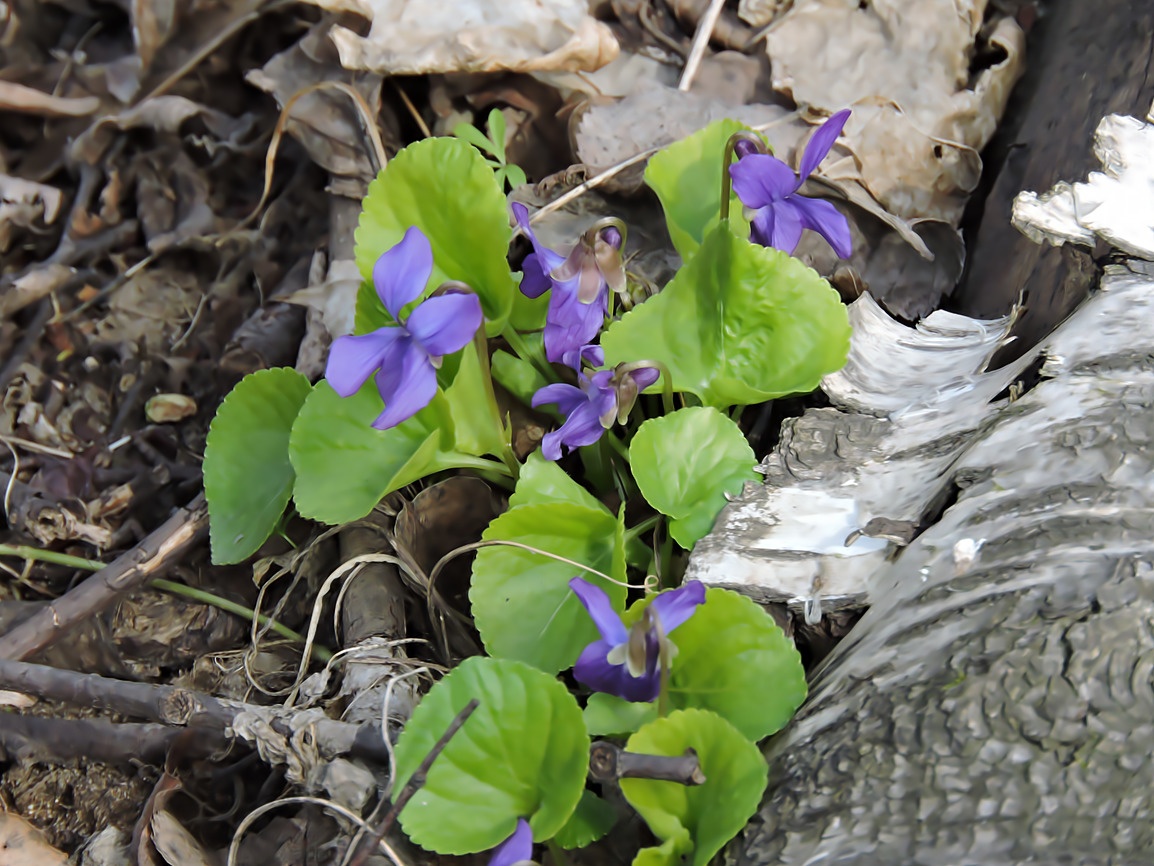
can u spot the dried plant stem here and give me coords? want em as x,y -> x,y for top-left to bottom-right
678,0 -> 727,91
0,494 -> 208,661
347,698 -> 480,866
529,148 -> 658,224
589,740 -> 706,785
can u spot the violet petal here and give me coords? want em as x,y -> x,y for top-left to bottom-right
630,366 -> 660,392
373,226 -> 433,321
543,284 -> 607,367
789,195 -> 853,259
730,154 -> 799,207
532,382 -> 586,416
574,639 -> 660,703
370,339 -> 437,430
488,818 -> 533,866
406,292 -> 483,357
768,200 -> 804,255
797,109 -> 851,182
519,252 -> 552,299
749,206 -> 776,249
569,577 -> 628,645
650,580 -> 706,633
325,328 -> 403,398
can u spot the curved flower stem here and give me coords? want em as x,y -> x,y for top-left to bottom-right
624,514 -> 661,543
720,130 -> 769,222
618,359 -> 675,416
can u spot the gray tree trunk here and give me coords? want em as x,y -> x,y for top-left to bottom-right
722,260 -> 1154,865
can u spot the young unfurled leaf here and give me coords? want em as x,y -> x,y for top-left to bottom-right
621,709 -> 767,866
629,407 -> 759,548
644,118 -> 753,260
393,657 -> 589,855
508,450 -> 606,513
203,368 -> 312,564
470,502 -> 626,673
355,136 -> 516,333
601,223 -> 850,407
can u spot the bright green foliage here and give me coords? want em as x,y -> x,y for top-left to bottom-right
553,790 -> 618,849
629,407 -> 759,548
509,451 -> 606,512
601,223 -> 851,407
491,349 -> 549,408
621,709 -> 767,866
288,380 -> 456,524
454,108 -> 528,191
355,136 -> 517,333
442,339 -> 507,458
663,588 -> 807,740
584,692 -> 658,736
470,502 -> 625,673
203,368 -> 311,564
644,118 -> 753,259
393,657 -> 589,854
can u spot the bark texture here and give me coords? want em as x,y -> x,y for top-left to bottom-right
735,262 -> 1154,865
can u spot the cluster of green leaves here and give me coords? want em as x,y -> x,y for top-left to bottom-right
453,108 -> 528,191
202,116 -> 856,864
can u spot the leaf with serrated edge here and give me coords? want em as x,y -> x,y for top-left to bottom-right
644,118 -> 753,260
470,502 -> 623,673
355,137 -> 516,333
601,223 -> 850,407
204,368 -> 311,564
393,657 -> 589,854
552,790 -> 617,849
584,692 -> 658,736
622,709 -> 766,866
663,588 -> 806,740
630,407 -> 758,548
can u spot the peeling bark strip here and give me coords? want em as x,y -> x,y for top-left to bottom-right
0,494 -> 208,661
735,263 -> 1154,864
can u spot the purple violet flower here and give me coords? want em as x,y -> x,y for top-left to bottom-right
512,203 -> 623,369
569,577 -> 706,703
488,818 -> 533,866
531,364 -> 659,461
729,109 -> 853,258
325,226 -> 483,430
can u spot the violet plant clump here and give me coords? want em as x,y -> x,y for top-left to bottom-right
203,115 -> 853,864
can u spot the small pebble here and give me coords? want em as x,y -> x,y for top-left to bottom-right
145,393 -> 196,423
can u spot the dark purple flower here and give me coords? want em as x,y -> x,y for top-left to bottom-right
531,363 -> 659,461
569,577 -> 706,703
488,818 -> 533,866
729,110 -> 853,258
325,226 -> 483,430
512,203 -> 623,369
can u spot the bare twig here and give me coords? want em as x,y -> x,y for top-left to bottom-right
529,149 -> 659,224
589,740 -> 706,785
348,698 -> 480,866
0,713 -> 198,766
0,493 -> 208,660
678,0 -> 728,91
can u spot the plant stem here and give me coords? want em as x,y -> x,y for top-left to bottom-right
0,544 -> 332,662
503,326 -> 553,382
471,331 -> 521,480
625,514 -> 662,544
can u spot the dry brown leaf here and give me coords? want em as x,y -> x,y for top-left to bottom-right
0,80 -> 99,117
246,22 -> 385,184
0,812 -> 68,866
307,0 -> 619,74
0,175 -> 62,252
132,0 -> 178,71
764,0 -> 1025,223
0,264 -> 74,319
149,811 -> 216,866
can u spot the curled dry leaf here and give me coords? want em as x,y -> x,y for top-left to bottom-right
0,175 -> 62,253
307,0 -> 619,75
0,812 -> 68,866
0,80 -> 99,117
764,0 -> 1025,223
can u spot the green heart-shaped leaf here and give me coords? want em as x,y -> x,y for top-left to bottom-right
355,136 -> 516,333
630,407 -> 759,548
644,118 -> 753,260
203,368 -> 312,564
394,657 -> 589,854
665,588 -> 806,740
470,502 -> 624,673
288,380 -> 462,524
601,223 -> 850,407
621,709 -> 766,866
508,451 -> 607,513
